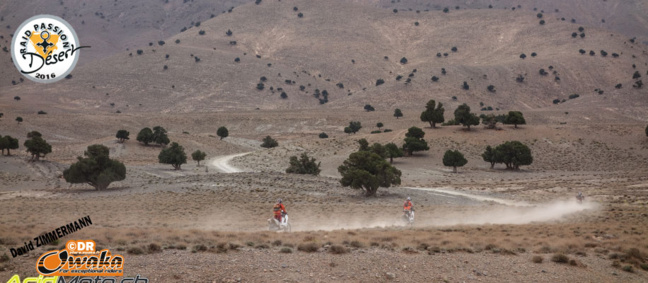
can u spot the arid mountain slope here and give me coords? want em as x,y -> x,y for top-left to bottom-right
374,0 -> 648,43
2,0 -> 647,115
0,0 -> 254,85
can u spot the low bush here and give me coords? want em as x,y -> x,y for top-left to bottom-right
298,242 -> 319,253
551,253 -> 569,264
329,245 -> 348,254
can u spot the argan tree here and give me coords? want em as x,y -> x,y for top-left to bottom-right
491,141 -> 533,170
286,153 -> 321,175
261,136 -> 278,148
481,145 -> 497,168
443,150 -> 467,173
420,99 -> 445,128
151,126 -> 170,146
504,111 -> 526,128
482,114 -> 498,129
377,122 -> 384,130
454,104 -> 480,130
158,142 -> 187,170
191,150 -> 207,166
217,126 -> 229,140
368,143 -> 387,159
136,127 -> 154,145
24,135 -> 52,161
633,71 -> 641,80
0,135 -> 19,155
116,130 -> 129,143
63,144 -> 126,190
357,138 -> 370,152
403,126 -> 429,156
348,121 -> 362,134
385,142 -> 404,164
394,109 -> 403,119
338,151 -> 401,197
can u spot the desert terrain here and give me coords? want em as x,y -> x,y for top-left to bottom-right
1,0 -> 648,282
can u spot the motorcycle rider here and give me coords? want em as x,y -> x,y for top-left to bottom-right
273,198 -> 287,224
403,197 -> 414,217
577,192 -> 584,202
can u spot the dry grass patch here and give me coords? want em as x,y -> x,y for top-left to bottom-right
329,245 -> 348,254
147,243 -> 162,253
298,242 -> 319,253
127,246 -> 145,255
551,253 -> 570,264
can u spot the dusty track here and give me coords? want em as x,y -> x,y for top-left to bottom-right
209,152 -> 252,173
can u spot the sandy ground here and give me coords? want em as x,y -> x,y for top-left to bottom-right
1,110 -> 648,282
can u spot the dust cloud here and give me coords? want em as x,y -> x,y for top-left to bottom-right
289,188 -> 598,232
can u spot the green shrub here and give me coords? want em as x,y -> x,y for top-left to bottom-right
280,247 -> 293,253
441,119 -> 460,126
261,136 -> 278,148
285,153 -> 321,175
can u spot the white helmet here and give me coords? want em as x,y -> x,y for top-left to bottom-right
407,197 -> 411,201
277,198 -> 282,203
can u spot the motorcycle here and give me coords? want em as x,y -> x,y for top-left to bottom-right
402,210 -> 415,226
268,212 -> 291,232
576,194 -> 585,204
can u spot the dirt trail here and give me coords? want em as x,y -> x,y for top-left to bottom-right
408,187 -> 531,206
209,152 -> 253,173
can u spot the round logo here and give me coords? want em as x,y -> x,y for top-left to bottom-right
11,15 -> 85,83
67,241 -> 76,251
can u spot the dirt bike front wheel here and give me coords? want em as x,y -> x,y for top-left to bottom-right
284,223 -> 291,232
